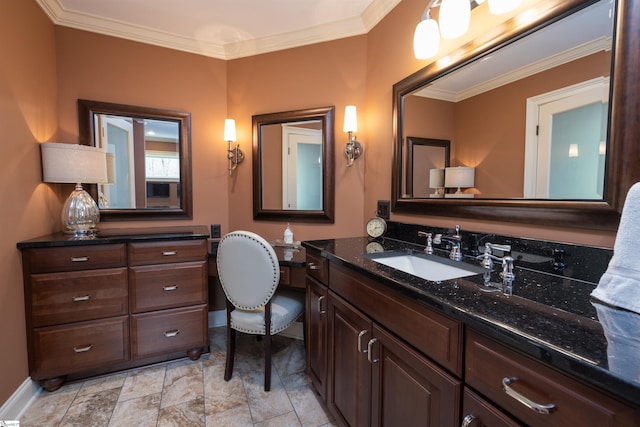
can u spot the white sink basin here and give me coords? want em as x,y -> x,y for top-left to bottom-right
365,251 -> 486,282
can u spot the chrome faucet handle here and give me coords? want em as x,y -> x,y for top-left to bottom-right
500,256 -> 516,282
418,231 -> 434,254
477,243 -> 495,269
449,243 -> 462,261
432,233 -> 443,245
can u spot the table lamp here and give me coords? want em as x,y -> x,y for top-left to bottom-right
429,168 -> 445,198
445,166 -> 475,198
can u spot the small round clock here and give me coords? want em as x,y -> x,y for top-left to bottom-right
366,217 -> 387,239
366,241 -> 384,253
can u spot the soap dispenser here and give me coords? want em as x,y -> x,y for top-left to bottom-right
284,223 -> 294,244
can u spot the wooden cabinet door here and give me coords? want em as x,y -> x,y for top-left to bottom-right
328,291 -> 372,427
370,324 -> 461,427
306,276 -> 328,400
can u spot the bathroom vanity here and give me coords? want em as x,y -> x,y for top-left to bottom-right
17,227 -> 210,391
303,231 -> 640,426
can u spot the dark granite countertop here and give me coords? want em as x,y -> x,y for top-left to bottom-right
17,226 -> 210,249
302,236 -> 640,406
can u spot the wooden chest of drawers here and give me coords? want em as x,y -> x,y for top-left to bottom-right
20,237 -> 209,391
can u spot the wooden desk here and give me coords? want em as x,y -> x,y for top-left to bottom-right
207,240 -> 306,311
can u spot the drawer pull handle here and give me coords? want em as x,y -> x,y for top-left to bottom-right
163,285 -> 179,291
164,329 -> 181,337
72,295 -> 91,302
318,295 -> 326,314
502,377 -> 556,414
308,263 -> 320,270
162,250 -> 178,256
461,414 -> 477,427
70,256 -> 89,262
357,330 -> 369,354
367,338 -> 379,363
73,344 -> 93,353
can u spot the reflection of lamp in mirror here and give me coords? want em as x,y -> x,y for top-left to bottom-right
568,143 -> 579,157
225,118 -> 244,174
444,166 -> 475,198
429,168 -> 445,198
98,151 -> 116,208
344,105 -> 363,169
41,142 -> 108,236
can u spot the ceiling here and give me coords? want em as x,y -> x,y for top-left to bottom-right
35,0 -> 400,60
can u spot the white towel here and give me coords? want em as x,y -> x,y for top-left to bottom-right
591,183 -> 640,314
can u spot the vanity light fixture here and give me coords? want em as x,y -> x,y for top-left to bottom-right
40,142 -> 108,237
444,166 -> 475,198
344,105 -> 363,169
414,0 -> 521,60
225,118 -> 244,174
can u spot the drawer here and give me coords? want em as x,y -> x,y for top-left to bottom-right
462,387 -> 522,427
31,267 -> 128,327
306,250 -> 328,284
130,261 -> 207,313
128,239 -> 207,266
32,316 -> 129,380
26,244 -> 127,273
465,330 -> 639,427
132,304 -> 208,359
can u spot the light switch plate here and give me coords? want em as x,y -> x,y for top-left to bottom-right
377,200 -> 390,220
210,224 -> 221,238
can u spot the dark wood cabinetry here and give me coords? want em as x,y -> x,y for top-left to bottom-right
20,236 -> 209,391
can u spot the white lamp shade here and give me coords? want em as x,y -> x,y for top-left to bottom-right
429,168 -> 445,188
445,166 -> 475,189
569,143 -> 579,157
224,119 -> 236,142
414,18 -> 440,59
344,106 -> 358,133
439,0 -> 471,39
488,0 -> 522,14
41,142 -> 108,184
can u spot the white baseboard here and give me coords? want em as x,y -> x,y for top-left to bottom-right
0,378 -> 41,421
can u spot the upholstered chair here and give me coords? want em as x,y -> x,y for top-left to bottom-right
216,230 -> 304,391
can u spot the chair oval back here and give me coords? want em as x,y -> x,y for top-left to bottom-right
216,230 -> 280,310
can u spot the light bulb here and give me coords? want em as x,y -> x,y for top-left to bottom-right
439,0 -> 471,39
413,18 -> 440,59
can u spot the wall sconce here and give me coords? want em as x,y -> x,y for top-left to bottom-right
225,118 -> 244,174
444,166 -> 475,198
413,0 -> 522,59
41,142 -> 108,237
429,168 -> 445,198
344,105 -> 363,169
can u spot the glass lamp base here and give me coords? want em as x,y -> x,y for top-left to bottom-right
62,183 -> 100,237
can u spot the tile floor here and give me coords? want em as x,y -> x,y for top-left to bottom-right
19,327 -> 335,427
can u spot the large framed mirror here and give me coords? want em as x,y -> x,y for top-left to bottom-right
392,0 -> 640,230
252,106 -> 335,222
78,99 -> 192,220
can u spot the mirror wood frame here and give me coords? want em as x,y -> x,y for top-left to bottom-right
252,106 -> 335,223
78,99 -> 193,221
405,136 -> 450,198
392,0 -> 639,231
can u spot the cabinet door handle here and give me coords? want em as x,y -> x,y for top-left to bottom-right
357,330 -> 369,354
72,295 -> 91,302
461,414 -> 477,427
502,377 -> 556,414
73,344 -> 93,353
367,338 -> 379,363
317,295 -> 326,314
163,285 -> 179,291
308,262 -> 320,270
164,329 -> 181,337
70,256 -> 89,262
162,250 -> 177,256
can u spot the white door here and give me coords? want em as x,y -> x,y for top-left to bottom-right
524,77 -> 609,199
97,116 -> 136,208
281,125 -> 323,210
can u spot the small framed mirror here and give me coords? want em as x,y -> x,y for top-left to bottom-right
78,99 -> 192,220
252,106 -> 335,222
405,137 -> 450,198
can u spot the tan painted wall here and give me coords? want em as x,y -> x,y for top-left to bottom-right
0,0 -> 60,405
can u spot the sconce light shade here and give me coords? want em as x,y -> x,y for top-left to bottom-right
445,166 -> 475,197
488,0 -> 522,14
41,142 -> 108,236
439,0 -> 471,39
414,17 -> 440,59
224,119 -> 236,142
344,105 -> 363,169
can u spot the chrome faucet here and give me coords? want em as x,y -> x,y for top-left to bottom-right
417,231 -> 434,254
477,243 -> 511,270
433,225 -> 463,261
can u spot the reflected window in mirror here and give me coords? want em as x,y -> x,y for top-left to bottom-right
78,99 -> 192,220
253,107 -> 335,223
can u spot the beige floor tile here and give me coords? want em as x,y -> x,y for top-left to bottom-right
243,368 -> 293,423
20,382 -> 81,427
254,410 -> 302,427
160,359 -> 204,409
287,384 -> 333,427
118,364 -> 166,402
205,404 -> 253,427
157,396 -> 205,427
108,392 -> 161,427
59,387 -> 120,427
76,373 -> 126,398
203,362 -> 248,415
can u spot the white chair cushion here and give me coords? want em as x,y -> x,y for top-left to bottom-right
230,290 -> 304,335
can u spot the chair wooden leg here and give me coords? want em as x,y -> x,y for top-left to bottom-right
225,300 -> 236,381
264,301 -> 272,391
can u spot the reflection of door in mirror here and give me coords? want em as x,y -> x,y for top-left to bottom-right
261,121 -> 323,211
524,77 -> 609,199
93,114 -> 181,209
